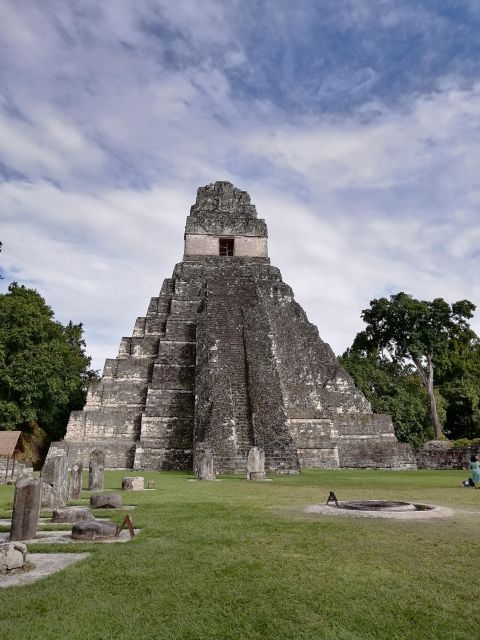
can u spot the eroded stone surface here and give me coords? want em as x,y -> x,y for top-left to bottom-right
196,449 -> 215,481
246,446 -> 266,480
71,521 -> 118,540
52,507 -> 94,523
41,455 -> 67,508
88,450 -> 104,491
0,542 -> 28,573
41,481 -> 56,509
90,493 -> 122,509
10,478 -> 42,542
122,476 -> 144,491
68,462 -> 83,499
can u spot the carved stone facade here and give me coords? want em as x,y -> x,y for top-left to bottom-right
47,181 -> 416,472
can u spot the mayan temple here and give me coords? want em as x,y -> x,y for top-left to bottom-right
47,181 -> 416,472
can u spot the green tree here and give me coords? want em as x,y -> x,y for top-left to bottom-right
340,348 -> 433,447
434,326 -> 480,439
0,282 -> 97,439
352,293 -> 476,440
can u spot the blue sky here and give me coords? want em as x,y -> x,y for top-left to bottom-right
1,1 -> 479,370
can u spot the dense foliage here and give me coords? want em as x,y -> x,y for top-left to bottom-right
341,292 -> 480,446
0,282 -> 97,441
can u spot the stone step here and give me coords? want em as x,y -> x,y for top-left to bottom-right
86,380 -> 148,408
170,299 -> 200,319
143,389 -> 194,418
172,279 -> 203,300
165,319 -> 196,342
133,445 -> 192,471
147,294 -> 172,317
156,341 -> 196,366
150,363 -> 195,390
102,357 -> 154,381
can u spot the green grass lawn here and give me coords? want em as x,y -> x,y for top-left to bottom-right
1,469 -> 479,640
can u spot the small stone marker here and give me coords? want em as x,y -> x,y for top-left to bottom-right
52,507 -> 94,523
71,520 -> 118,540
0,541 -> 28,574
42,455 -> 68,508
88,449 -> 105,491
90,493 -> 122,509
10,477 -> 42,541
147,480 -> 155,490
68,462 -> 83,500
197,450 -> 215,481
122,476 -> 144,491
246,446 -> 266,480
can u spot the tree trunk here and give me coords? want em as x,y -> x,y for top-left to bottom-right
413,355 -> 443,439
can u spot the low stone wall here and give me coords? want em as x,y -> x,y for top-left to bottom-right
415,444 -> 480,470
46,441 -> 135,469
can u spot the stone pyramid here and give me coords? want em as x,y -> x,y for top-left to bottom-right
47,182 -> 416,472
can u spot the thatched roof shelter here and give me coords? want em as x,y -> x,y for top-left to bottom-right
0,431 -> 24,480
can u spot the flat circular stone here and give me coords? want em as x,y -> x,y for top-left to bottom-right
90,493 -> 122,509
71,521 -> 118,540
52,507 -> 95,523
122,476 -> 144,491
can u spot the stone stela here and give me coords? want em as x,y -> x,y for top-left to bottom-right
46,181 -> 416,474
41,455 -> 67,508
246,446 -> 266,480
10,478 -> 42,541
88,450 -> 104,491
196,449 -> 215,481
68,462 -> 83,500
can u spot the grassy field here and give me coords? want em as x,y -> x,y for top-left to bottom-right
1,469 -> 479,640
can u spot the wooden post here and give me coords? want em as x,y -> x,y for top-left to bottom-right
116,514 -> 135,538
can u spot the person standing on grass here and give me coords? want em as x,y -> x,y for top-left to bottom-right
469,455 -> 480,488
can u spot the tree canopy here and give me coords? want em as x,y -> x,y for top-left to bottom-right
0,282 -> 97,441
342,292 -> 479,444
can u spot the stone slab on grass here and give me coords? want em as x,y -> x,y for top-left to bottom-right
52,507 -> 95,523
0,553 -> 90,588
72,520 -> 118,540
122,476 -> 144,491
90,493 -> 122,509
0,530 -> 140,544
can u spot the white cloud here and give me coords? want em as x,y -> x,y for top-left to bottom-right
1,2 -> 479,370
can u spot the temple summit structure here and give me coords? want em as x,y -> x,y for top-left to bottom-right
47,182 -> 416,472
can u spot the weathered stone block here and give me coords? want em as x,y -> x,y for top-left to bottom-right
52,507 -> 94,523
41,481 -> 56,509
122,476 -> 144,491
90,493 -> 122,509
10,478 -> 42,541
68,462 -> 83,500
88,449 -> 104,491
42,455 -> 68,508
197,449 -> 215,480
71,521 -> 118,540
246,447 -> 266,480
0,542 -> 28,574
